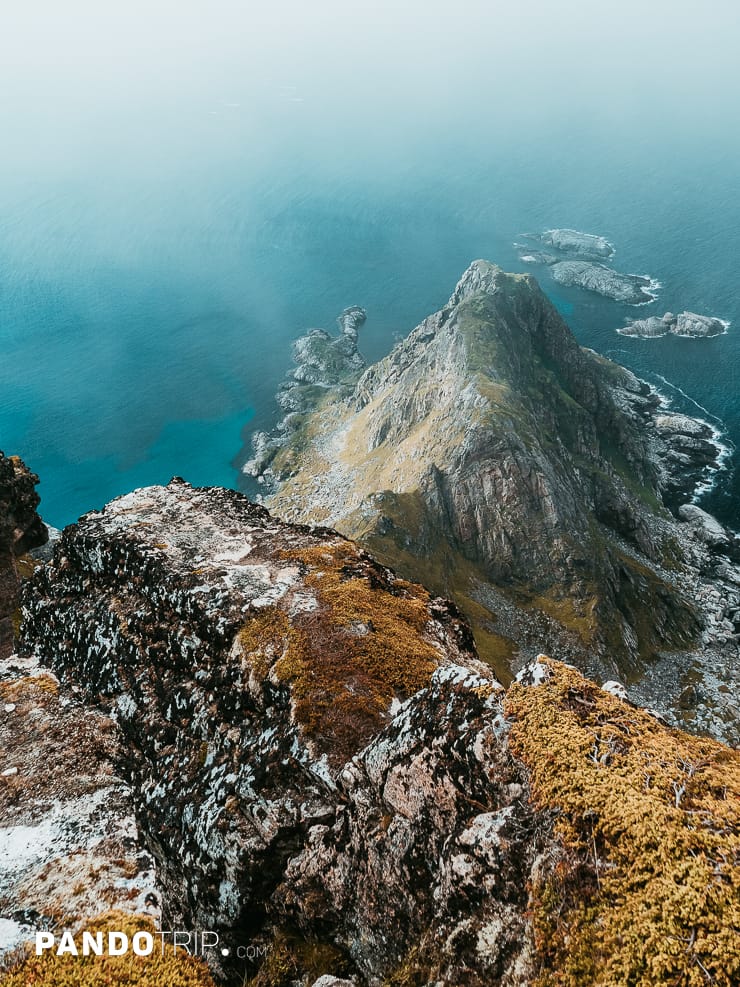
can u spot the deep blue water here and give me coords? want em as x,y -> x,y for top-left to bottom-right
1,124 -> 739,528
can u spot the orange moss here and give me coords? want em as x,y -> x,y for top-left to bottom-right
1,673 -> 59,700
505,658 -> 740,987
236,542 -> 440,762
2,911 -> 216,986
275,543 -> 439,760
237,608 -> 292,680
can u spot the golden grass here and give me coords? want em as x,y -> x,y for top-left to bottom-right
505,658 -> 740,987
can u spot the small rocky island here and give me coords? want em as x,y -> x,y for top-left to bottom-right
550,259 -> 659,304
515,228 -> 660,304
619,310 -> 730,338
520,227 -> 615,260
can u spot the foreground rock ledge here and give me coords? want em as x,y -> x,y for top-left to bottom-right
12,481 -> 739,986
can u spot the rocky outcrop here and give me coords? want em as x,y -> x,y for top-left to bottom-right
255,261 -> 739,743
243,308 -> 366,482
0,453 -> 47,660
550,260 -> 659,303
515,229 -> 659,304
13,485 -> 739,985
619,310 -> 730,338
519,228 -> 615,261
0,650 -> 159,960
19,480 -> 483,981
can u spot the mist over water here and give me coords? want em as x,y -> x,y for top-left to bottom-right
1,1 -> 739,526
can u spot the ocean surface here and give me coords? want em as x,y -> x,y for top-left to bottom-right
1,92 -> 739,529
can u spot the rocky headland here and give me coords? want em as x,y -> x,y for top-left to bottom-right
253,261 -> 739,744
619,310 -> 730,338
0,478 -> 736,986
243,307 -> 367,483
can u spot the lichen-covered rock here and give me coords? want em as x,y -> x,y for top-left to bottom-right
272,665 -> 540,985
0,452 -> 47,659
0,651 -> 159,959
20,480 -> 482,978
12,485 -> 740,985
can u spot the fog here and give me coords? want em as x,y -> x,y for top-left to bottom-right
2,1 -> 738,180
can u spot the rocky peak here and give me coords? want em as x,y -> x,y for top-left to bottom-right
256,262 -> 739,743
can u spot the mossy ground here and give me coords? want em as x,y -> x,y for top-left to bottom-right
2,912 -> 216,987
241,930 -> 349,987
238,542 -> 440,762
505,659 -> 740,987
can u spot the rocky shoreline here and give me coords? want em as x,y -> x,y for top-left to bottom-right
243,307 -> 366,486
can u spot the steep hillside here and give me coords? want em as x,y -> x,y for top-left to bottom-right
254,262 -> 739,742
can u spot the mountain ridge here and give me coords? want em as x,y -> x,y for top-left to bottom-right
253,261 -> 739,742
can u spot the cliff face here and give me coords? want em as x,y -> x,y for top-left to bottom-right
19,481 -> 484,981
0,452 -> 47,659
14,483 -> 740,986
257,262 -> 740,743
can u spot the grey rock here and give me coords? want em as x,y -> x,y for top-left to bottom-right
263,260 -> 739,744
551,260 -> 659,304
678,504 -> 733,549
521,228 -> 615,261
619,310 -> 728,338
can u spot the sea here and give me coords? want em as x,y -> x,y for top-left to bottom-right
1,8 -> 739,530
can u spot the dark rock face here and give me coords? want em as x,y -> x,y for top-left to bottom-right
258,262 -> 739,742
274,666 -> 541,985
0,453 -> 47,659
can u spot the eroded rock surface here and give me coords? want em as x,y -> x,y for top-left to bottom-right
0,452 -> 47,659
19,480 -> 483,979
10,483 -> 739,985
519,228 -> 615,261
0,651 -> 158,958
550,260 -> 659,304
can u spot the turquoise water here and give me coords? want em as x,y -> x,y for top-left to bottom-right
2,144 -> 739,527
1,8 -> 739,528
